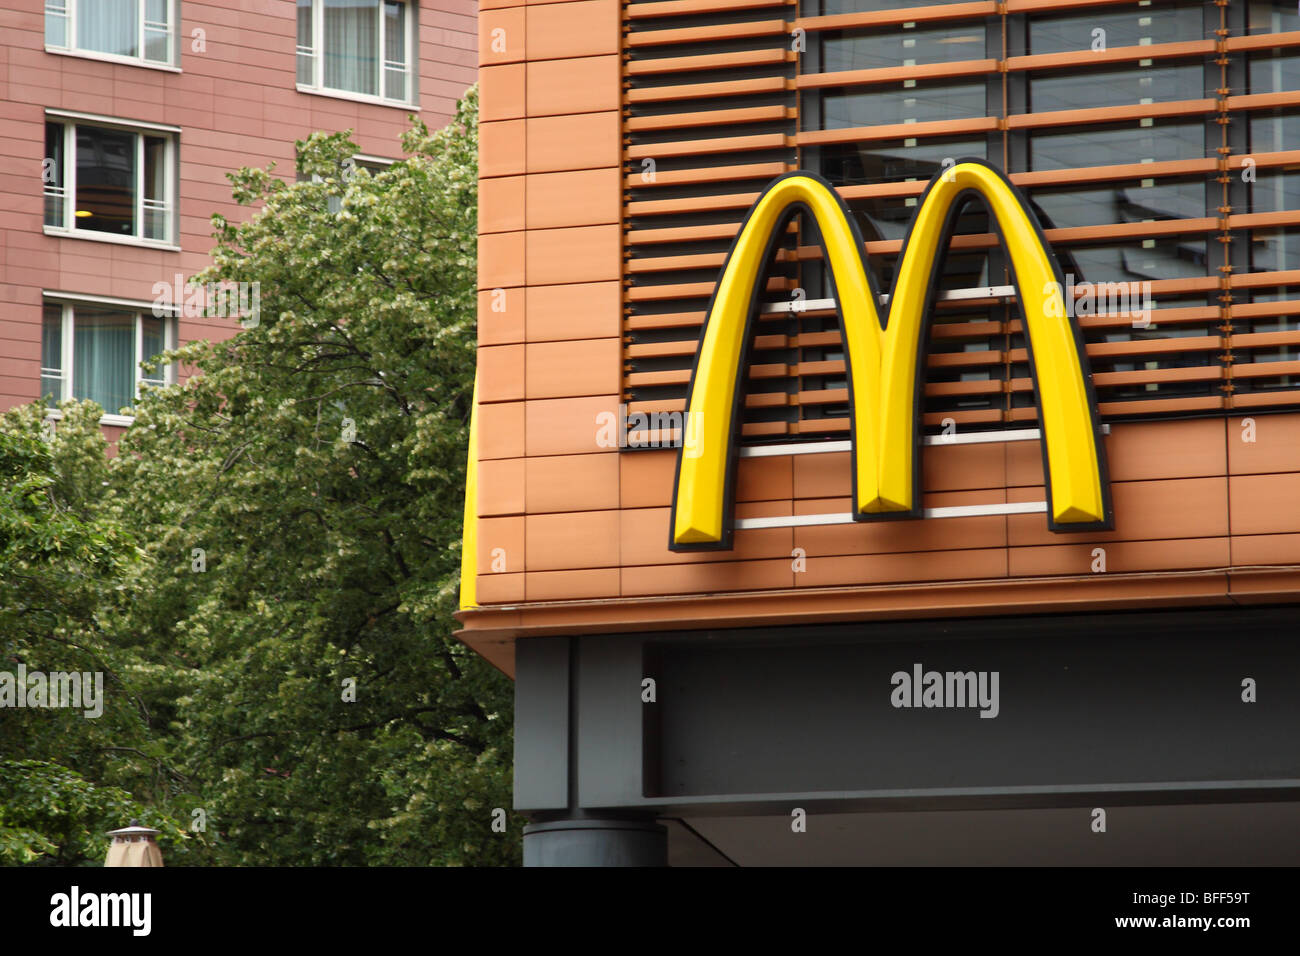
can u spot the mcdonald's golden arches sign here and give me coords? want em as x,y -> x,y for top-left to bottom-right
670,159 -> 1113,552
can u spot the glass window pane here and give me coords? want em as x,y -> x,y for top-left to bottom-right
324,0 -> 379,96
1028,63 -> 1205,113
1026,178 -> 1206,229
1056,235 -> 1210,284
819,0 -> 972,13
1030,120 -> 1206,171
1249,0 -> 1296,35
1249,170 -> 1300,215
41,304 -> 63,407
384,66 -> 406,102
75,125 -> 137,235
1248,228 -> 1300,273
297,0 -> 314,84
384,2 -> 405,64
823,23 -> 987,72
78,0 -> 138,58
146,0 -> 169,24
1250,53 -> 1300,96
819,138 -> 988,187
45,1 -> 68,47
823,79 -> 987,129
1250,109 -> 1300,153
383,1 -> 406,99
144,29 -> 169,62
846,196 -> 992,244
143,135 -> 168,240
1029,4 -> 1205,54
140,316 -> 166,387
44,122 -> 64,227
72,308 -> 136,414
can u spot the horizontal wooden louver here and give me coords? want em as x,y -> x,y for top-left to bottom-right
621,0 -> 1300,452
623,0 -> 799,445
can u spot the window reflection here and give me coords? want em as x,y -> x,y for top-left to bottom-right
818,0 -> 972,13
1030,120 -> 1205,170
822,23 -> 986,72
823,80 -> 987,128
1250,110 -> 1300,153
1249,52 -> 1300,95
1028,3 -> 1205,54
1055,235 -> 1209,285
1026,179 -> 1204,230
1029,63 -> 1205,113
1248,0 -> 1296,35
75,125 -> 136,235
1248,170 -> 1300,214
1249,228 -> 1300,272
819,138 -> 987,186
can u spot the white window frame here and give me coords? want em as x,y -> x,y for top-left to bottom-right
41,293 -> 179,426
44,110 -> 180,250
296,0 -> 419,109
44,0 -> 180,71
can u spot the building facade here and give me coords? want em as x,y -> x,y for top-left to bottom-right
463,0 -> 1300,865
0,0 -> 476,434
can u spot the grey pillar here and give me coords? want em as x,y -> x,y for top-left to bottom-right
523,815 -> 667,867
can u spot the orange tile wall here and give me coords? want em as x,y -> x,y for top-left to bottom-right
473,2 -> 1300,611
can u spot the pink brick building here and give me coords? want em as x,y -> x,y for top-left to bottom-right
0,0 -> 476,438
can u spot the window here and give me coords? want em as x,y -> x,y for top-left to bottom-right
44,115 -> 176,245
818,0 -> 974,13
45,0 -> 176,68
820,138 -> 988,188
1029,119 -> 1206,171
41,300 -> 177,418
1249,0 -> 1295,35
823,79 -> 987,129
1028,63 -> 1206,113
297,154 -> 394,213
1250,51 -> 1300,96
822,22 -> 987,73
297,0 -> 415,106
1026,177 -> 1206,229
1028,2 -> 1205,54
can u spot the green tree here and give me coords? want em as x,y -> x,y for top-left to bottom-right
1,86 -> 516,865
0,403 -> 199,864
107,86 -> 515,865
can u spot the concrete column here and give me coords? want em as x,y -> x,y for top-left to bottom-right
523,815 -> 667,867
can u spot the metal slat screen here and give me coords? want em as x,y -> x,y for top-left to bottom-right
622,0 -> 1300,448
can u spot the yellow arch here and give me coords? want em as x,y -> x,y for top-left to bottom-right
671,162 -> 1108,549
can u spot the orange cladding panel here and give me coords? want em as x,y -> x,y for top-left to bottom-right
526,0 -> 620,60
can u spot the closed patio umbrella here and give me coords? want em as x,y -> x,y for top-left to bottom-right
105,823 -> 164,867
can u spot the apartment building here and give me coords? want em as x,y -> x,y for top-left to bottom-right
0,0 -> 476,435
461,0 -> 1300,865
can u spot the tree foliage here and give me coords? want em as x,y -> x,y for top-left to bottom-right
0,87 -> 516,865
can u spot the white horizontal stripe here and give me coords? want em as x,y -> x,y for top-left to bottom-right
734,500 -> 1048,530
737,425 -> 1108,457
740,440 -> 849,457
43,289 -> 177,314
760,285 -> 1017,314
45,107 -> 181,133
